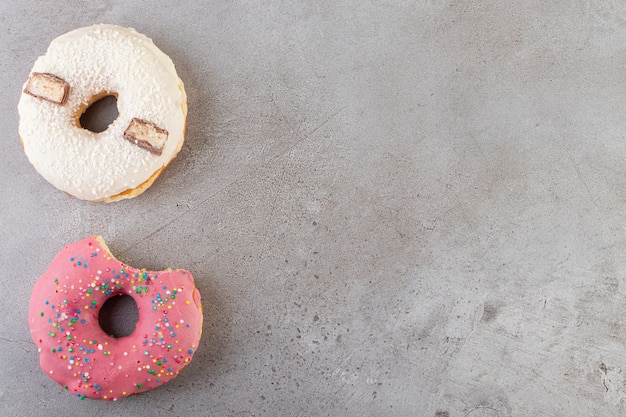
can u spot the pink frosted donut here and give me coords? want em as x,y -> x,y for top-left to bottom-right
28,236 -> 202,400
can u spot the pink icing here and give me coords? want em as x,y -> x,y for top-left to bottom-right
28,236 -> 203,400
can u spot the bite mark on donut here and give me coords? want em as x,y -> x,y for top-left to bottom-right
24,72 -> 70,105
192,288 -> 202,312
123,118 -> 168,156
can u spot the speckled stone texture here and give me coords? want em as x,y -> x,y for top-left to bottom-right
1,1 -> 625,416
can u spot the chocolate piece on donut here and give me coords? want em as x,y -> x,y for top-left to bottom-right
123,118 -> 168,155
23,72 -> 70,105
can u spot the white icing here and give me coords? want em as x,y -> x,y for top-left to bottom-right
18,24 -> 187,201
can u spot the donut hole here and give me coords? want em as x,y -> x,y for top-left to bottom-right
79,94 -> 119,133
98,294 -> 139,338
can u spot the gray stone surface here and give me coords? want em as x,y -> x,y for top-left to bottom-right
1,1 -> 625,416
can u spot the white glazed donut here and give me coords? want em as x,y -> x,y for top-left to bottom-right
18,24 -> 187,202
